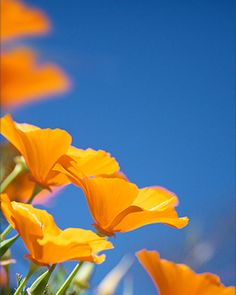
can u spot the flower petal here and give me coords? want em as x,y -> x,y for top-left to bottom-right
36,228 -> 113,264
133,187 -> 179,210
66,146 -> 120,177
112,187 -> 188,232
136,250 -> 235,295
0,115 -> 72,186
80,177 -> 139,233
113,208 -> 188,233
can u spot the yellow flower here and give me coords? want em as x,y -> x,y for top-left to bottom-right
0,114 -> 120,190
136,250 -> 235,295
1,194 -> 113,265
63,173 -> 188,236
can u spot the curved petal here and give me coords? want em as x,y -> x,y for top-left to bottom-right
79,177 -> 139,233
133,187 -> 179,210
136,250 -> 235,295
112,187 -> 188,232
66,146 -> 120,177
36,228 -> 113,264
113,207 -> 188,233
1,194 -> 60,258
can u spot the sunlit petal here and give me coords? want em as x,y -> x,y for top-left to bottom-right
136,250 -> 235,295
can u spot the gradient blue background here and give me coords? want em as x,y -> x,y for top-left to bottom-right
7,0 -> 235,293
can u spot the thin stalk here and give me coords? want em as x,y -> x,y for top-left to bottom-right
26,184 -> 42,204
0,160 -> 27,244
55,262 -> 83,295
0,225 -> 12,240
0,163 -> 25,194
13,272 -> 32,295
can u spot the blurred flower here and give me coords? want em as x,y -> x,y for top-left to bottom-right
1,114 -> 120,191
0,0 -> 70,109
0,254 -> 16,290
96,256 -> 133,295
0,259 -> 16,266
1,49 -> 70,108
72,262 -> 95,292
0,266 -> 7,288
0,0 -> 50,41
66,175 -> 188,236
1,194 -> 113,265
136,250 -> 235,295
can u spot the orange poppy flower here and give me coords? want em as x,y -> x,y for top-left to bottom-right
0,114 -> 120,190
1,194 -> 113,265
0,143 -> 62,204
1,0 -> 50,41
61,172 -> 188,236
1,49 -> 70,108
136,250 -> 235,295
0,114 -> 72,188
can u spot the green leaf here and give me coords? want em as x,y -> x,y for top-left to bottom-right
0,235 -> 19,257
29,265 -> 56,295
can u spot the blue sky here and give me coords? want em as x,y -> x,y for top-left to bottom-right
7,0 -> 235,293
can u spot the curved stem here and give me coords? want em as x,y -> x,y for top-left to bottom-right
0,163 -> 25,194
0,162 -> 25,240
55,262 -> 83,295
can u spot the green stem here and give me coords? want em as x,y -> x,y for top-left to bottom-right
0,163 -> 25,194
55,262 -> 83,295
27,184 -> 42,204
13,272 -> 32,295
0,225 -> 12,240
